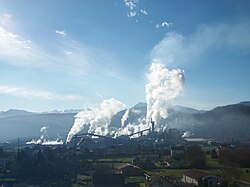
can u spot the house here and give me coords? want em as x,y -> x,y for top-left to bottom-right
92,173 -> 125,187
117,163 -> 144,176
182,169 -> 217,187
170,146 -> 185,158
145,175 -> 176,187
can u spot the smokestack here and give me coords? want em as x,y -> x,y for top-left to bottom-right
151,118 -> 155,132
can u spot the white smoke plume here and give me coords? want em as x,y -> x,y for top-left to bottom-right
114,117 -> 147,138
66,63 -> 184,141
121,109 -> 130,127
145,63 -> 184,129
40,126 -> 47,133
26,138 -> 63,145
41,139 -> 63,145
182,130 -> 192,138
26,126 -> 63,145
66,98 -> 126,143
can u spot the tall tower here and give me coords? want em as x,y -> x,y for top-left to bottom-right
151,118 -> 155,132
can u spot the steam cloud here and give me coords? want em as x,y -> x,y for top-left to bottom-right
26,126 -> 63,145
66,63 -> 184,142
182,130 -> 192,138
121,109 -> 130,127
145,63 -> 184,129
114,117 -> 146,138
66,98 -> 126,143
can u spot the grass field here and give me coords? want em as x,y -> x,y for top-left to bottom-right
97,157 -> 133,163
145,169 -> 189,178
206,155 -> 250,183
240,168 -> 250,183
206,155 -> 223,168
84,153 -> 250,184
202,146 -> 217,153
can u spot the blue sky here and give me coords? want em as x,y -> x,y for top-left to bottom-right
0,0 -> 250,112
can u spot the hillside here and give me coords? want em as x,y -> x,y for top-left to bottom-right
0,113 -> 75,141
0,102 -> 249,142
192,103 -> 250,141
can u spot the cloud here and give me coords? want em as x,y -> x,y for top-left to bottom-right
0,85 -> 80,100
127,11 -> 137,17
55,30 -> 66,36
0,26 -> 55,69
123,0 -> 148,18
0,13 -> 13,26
140,9 -> 147,15
151,21 -> 250,66
0,26 -> 35,62
0,25 -> 123,79
155,21 -> 173,29
124,0 -> 138,10
65,50 -> 72,55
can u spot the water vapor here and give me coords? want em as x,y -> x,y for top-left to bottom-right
66,98 -> 126,143
121,109 -> 130,127
182,130 -> 192,138
145,63 -> 184,129
26,126 -> 63,145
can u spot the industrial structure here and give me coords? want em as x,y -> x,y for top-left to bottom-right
71,119 -> 182,148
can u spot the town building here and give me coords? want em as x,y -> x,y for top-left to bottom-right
182,169 -> 217,187
117,163 -> 144,176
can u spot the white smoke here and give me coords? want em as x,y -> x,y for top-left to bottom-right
182,130 -> 192,138
40,126 -> 47,133
66,98 -> 126,143
145,63 -> 184,129
121,109 -> 130,127
114,118 -> 147,138
66,64 -> 184,141
26,126 -> 63,145
41,139 -> 63,145
26,138 -> 63,145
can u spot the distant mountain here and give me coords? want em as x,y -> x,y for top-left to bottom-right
111,103 -> 204,129
133,102 -> 147,109
239,101 -> 250,106
192,103 -> 250,141
0,101 -> 249,142
63,109 -> 82,113
111,102 -> 250,141
170,105 -> 205,114
0,113 -> 76,142
0,109 -> 35,118
42,109 -> 82,114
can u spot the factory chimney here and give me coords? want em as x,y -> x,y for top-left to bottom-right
151,118 -> 155,132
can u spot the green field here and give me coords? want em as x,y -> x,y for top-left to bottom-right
84,153 -> 250,184
206,155 -> 250,183
206,155 -> 223,168
240,168 -> 250,183
145,169 -> 188,178
96,157 -> 133,163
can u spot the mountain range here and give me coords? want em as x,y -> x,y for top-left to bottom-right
0,102 -> 249,142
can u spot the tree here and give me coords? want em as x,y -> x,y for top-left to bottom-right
184,145 -> 206,168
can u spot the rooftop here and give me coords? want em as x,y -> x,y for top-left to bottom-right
183,169 -> 210,180
117,163 -> 141,170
